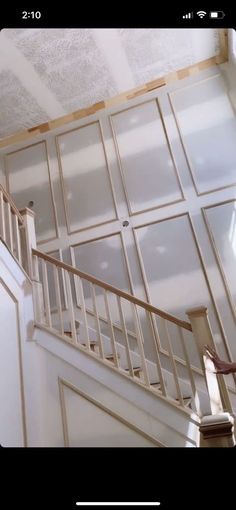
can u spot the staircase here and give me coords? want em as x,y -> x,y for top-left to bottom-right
0,183 -> 235,447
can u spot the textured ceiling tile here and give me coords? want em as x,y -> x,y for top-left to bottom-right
4,29 -> 118,112
0,69 -> 49,137
118,29 -> 220,85
0,28 -> 223,138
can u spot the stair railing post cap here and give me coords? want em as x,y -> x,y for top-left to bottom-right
186,306 -> 208,318
19,207 -> 36,217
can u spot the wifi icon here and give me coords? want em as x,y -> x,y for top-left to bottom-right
197,10 -> 207,18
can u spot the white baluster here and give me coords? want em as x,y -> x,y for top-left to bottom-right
163,319 -> 184,407
90,283 -> 105,359
103,289 -> 119,368
14,214 -> 22,264
76,275 -> 90,350
65,271 -> 77,343
148,312 -> 167,397
42,260 -> 52,328
6,202 -> 13,252
178,326 -> 200,414
53,265 -> 64,336
132,304 -> 150,386
0,191 -> 6,241
117,296 -> 134,378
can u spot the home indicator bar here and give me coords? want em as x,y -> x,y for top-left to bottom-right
76,504 -> 161,507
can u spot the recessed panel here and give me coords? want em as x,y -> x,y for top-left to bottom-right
6,142 -> 57,242
135,214 -> 221,361
57,122 -> 116,233
72,234 -> 131,323
0,282 -> 24,446
111,100 -> 183,214
204,201 -> 236,313
62,385 -> 156,447
170,75 -> 236,194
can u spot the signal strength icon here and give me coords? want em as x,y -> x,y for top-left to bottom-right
182,12 -> 193,18
197,10 -> 207,18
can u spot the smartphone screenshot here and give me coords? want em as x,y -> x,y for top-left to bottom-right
0,6 -> 235,509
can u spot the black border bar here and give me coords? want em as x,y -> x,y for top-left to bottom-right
0,6 -> 236,29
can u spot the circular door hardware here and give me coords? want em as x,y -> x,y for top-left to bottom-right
122,220 -> 129,227
28,200 -> 34,208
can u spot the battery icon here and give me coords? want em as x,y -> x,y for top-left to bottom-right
210,11 -> 225,19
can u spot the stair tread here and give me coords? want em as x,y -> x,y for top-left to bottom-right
176,396 -> 192,408
105,353 -> 121,359
124,366 -> 142,372
81,340 -> 97,346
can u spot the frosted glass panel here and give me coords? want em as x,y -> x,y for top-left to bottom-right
57,122 -> 116,232
205,201 -> 236,308
170,75 -> 236,193
111,100 -> 182,214
6,142 -> 57,242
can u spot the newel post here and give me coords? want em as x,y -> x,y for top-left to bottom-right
20,207 -> 36,278
20,208 -> 44,323
186,306 -> 235,447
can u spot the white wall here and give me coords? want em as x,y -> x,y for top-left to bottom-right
0,279 -> 25,446
1,62 -> 236,371
0,240 -> 200,447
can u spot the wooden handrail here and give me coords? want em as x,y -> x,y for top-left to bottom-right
0,184 -> 24,225
32,248 -> 192,331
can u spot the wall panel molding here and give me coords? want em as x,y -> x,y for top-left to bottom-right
4,140 -> 58,244
110,98 -> 185,216
169,74 -> 236,197
202,199 -> 236,323
0,278 -> 27,446
56,120 -> 118,235
58,377 -> 162,447
133,212 -> 233,365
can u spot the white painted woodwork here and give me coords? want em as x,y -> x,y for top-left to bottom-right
63,385 -> 156,447
0,238 -> 201,447
0,280 -> 25,446
0,190 -> 6,241
187,307 -> 232,415
20,208 -> 37,278
1,63 -> 236,375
